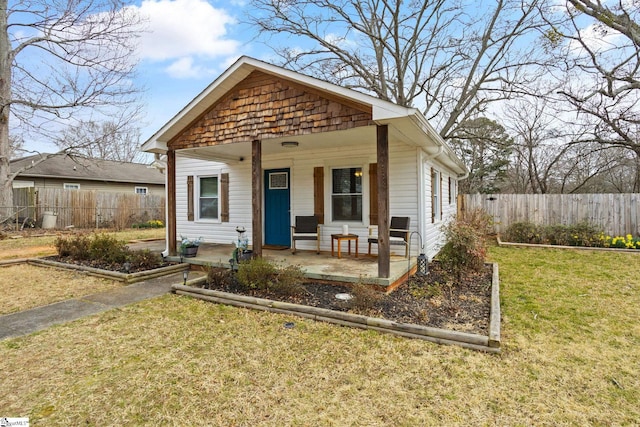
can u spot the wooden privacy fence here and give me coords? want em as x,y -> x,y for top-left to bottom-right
459,193 -> 640,237
5,187 -> 165,230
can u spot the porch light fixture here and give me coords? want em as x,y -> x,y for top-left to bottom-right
281,141 -> 299,148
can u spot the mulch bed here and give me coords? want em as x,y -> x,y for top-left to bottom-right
202,261 -> 492,335
45,256 -> 172,274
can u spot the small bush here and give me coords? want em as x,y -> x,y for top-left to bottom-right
503,222 -> 542,244
206,267 -> 235,289
132,219 -> 165,229
128,249 -> 162,271
237,257 -> 277,290
438,217 -> 487,278
504,221 -> 604,247
349,282 -> 383,312
271,264 -> 305,296
55,234 -> 91,260
88,234 -> 129,264
461,208 -> 494,236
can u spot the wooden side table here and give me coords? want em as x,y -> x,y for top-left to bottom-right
331,234 -> 359,258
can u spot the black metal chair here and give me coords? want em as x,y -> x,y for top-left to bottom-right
368,216 -> 410,258
291,215 -> 320,254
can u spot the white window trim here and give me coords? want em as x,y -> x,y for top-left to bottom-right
329,165 -> 365,224
268,171 -> 289,190
432,169 -> 441,222
63,183 -> 80,190
135,186 -> 148,195
196,174 -> 220,223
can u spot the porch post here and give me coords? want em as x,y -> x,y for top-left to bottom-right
377,124 -> 390,278
252,139 -> 263,257
167,149 -> 177,255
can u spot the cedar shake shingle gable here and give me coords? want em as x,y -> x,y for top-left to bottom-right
11,154 -> 164,185
169,71 -> 373,150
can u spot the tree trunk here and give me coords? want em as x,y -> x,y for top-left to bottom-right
0,0 -> 12,218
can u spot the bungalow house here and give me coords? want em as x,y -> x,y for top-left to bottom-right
142,56 -> 467,280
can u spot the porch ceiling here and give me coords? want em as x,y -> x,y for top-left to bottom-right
175,120 -> 445,165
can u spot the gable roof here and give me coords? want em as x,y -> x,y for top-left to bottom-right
142,56 -> 466,175
11,154 -> 165,185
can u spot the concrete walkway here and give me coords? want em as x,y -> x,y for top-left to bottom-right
0,271 -> 201,340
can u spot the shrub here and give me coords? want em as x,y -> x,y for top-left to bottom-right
236,257 -> 277,290
461,208 -> 494,236
132,219 -> 165,229
128,249 -> 162,271
438,216 -> 487,278
349,282 -> 383,312
206,267 -> 235,289
271,264 -> 305,296
54,234 -> 91,260
88,234 -> 129,264
503,222 -> 542,244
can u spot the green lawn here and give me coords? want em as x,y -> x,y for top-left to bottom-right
0,245 -> 638,425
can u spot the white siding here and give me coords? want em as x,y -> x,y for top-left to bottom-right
422,154 -> 459,260
175,156 -> 252,248
175,139 -> 461,257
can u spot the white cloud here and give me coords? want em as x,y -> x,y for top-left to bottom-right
133,0 -> 240,74
568,22 -> 625,55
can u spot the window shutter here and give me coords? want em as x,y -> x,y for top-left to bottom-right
221,173 -> 229,222
448,176 -> 452,204
431,167 -> 435,223
313,167 -> 324,224
369,163 -> 378,225
187,175 -> 194,221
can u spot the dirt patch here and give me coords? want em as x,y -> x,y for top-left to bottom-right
202,262 -> 492,335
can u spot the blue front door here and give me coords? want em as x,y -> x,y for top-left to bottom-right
264,168 -> 291,246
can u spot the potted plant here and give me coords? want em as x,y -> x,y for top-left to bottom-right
180,236 -> 203,258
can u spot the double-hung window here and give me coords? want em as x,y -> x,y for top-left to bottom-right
332,167 -> 362,221
199,176 -> 219,220
431,168 -> 441,222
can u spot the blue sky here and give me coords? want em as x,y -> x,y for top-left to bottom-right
131,0 -> 268,144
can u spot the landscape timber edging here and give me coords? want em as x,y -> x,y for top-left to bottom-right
172,263 -> 501,353
27,258 -> 191,284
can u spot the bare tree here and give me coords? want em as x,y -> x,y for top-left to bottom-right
0,0 -> 143,214
54,109 -> 145,163
503,94 -> 629,193
247,0 -> 554,140
551,0 -> 640,157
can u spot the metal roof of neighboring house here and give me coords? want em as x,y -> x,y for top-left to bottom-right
11,154 -> 165,185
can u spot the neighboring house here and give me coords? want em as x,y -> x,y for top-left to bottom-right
142,56 -> 467,279
11,154 -> 165,196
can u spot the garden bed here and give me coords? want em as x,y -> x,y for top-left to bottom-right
497,235 -> 640,253
174,261 -> 501,353
30,257 -> 188,284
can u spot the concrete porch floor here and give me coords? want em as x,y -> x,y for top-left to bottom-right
133,241 -> 417,289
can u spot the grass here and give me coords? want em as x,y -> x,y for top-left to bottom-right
0,228 -> 164,260
0,264 -> 123,315
0,243 -> 639,425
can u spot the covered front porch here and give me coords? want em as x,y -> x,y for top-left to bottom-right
167,244 -> 418,289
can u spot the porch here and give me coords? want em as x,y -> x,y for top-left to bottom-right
166,243 -> 418,289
